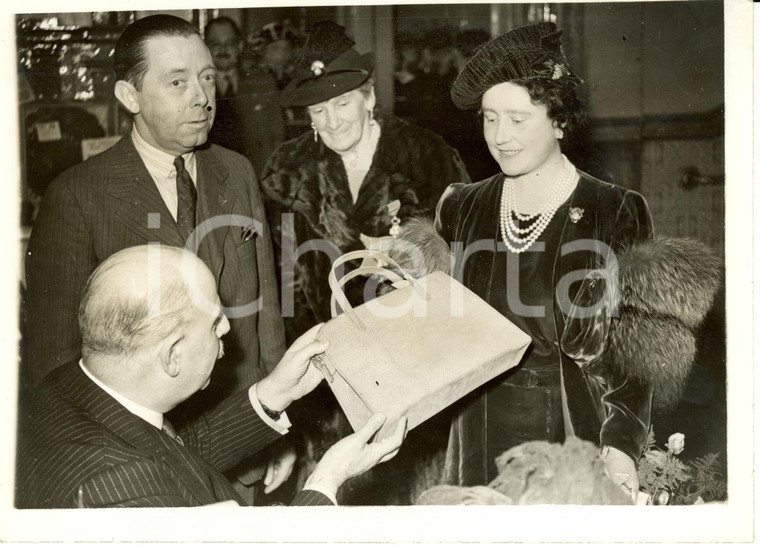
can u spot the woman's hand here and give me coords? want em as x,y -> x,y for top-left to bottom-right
602,445 -> 640,503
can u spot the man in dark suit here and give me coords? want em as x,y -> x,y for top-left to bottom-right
16,245 -> 406,508
24,13 -> 296,504
26,14 -> 283,410
204,16 -> 285,176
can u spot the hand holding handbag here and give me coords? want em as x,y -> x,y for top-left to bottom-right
312,249 -> 531,441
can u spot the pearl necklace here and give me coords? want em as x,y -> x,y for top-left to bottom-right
499,155 -> 577,253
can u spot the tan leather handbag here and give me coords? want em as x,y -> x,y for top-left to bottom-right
312,250 -> 531,441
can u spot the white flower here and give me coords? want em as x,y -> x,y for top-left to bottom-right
667,432 -> 685,455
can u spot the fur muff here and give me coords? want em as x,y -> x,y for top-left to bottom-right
616,235 -> 722,329
590,236 -> 722,410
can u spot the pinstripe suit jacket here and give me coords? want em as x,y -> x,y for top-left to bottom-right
25,133 -> 286,406
15,362 -> 331,508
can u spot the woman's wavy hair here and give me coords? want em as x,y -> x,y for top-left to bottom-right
511,76 -> 587,136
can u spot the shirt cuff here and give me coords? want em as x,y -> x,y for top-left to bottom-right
248,383 -> 291,434
302,484 -> 338,505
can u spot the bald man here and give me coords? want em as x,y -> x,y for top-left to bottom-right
16,245 -> 405,508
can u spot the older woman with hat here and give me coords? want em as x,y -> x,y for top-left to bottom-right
435,22 -> 654,501
261,20 -> 470,343
260,21 -> 469,505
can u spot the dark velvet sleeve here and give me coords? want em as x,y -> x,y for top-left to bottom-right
610,190 -> 654,252
417,139 -> 471,216
434,183 -> 466,242
598,190 -> 655,463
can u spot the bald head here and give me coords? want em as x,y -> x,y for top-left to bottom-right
79,245 -> 216,359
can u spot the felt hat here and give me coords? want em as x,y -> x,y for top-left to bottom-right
450,22 -> 582,110
281,21 -> 374,107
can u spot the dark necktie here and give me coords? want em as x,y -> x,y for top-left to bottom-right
174,156 -> 197,241
161,418 -> 184,446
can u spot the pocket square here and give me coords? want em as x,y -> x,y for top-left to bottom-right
241,224 -> 258,243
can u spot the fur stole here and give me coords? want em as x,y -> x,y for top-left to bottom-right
581,236 -> 722,410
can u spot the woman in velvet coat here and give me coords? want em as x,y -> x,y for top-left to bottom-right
435,22 -> 654,502
260,21 -> 470,504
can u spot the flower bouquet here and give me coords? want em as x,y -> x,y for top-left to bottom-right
636,428 -> 726,505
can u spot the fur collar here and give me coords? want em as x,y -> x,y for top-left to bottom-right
264,114 -> 449,249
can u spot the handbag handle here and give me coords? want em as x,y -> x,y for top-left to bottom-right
329,266 -> 406,324
328,249 -> 426,330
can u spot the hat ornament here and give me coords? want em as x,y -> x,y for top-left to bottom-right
311,60 -> 326,76
280,20 -> 374,107
546,60 -> 568,80
535,30 -> 574,82
528,52 -> 577,84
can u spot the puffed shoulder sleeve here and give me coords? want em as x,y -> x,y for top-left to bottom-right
434,183 -> 465,242
613,190 -> 654,251
597,189 -> 656,462
421,142 -> 471,205
561,190 -> 653,367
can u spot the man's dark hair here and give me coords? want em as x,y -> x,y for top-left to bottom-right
113,14 -> 200,90
204,16 -> 242,40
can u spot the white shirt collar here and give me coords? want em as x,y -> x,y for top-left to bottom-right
79,359 -> 164,430
131,124 -> 197,183
131,125 -> 197,221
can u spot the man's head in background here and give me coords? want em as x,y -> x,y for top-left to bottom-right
204,17 -> 244,73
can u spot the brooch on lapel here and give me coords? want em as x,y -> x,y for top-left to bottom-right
569,207 -> 584,223
387,199 -> 401,238
241,224 -> 258,243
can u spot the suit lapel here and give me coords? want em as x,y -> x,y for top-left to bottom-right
192,147 -> 236,280
62,363 -> 220,506
106,135 -> 185,247
104,137 -> 239,280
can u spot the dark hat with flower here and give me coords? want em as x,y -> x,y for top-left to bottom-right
280,20 -> 374,107
450,22 -> 582,110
